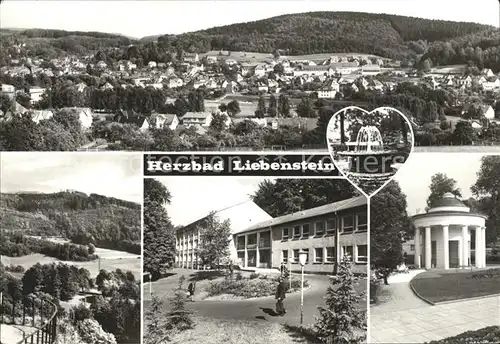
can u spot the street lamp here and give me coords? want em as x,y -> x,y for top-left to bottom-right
298,249 -> 308,326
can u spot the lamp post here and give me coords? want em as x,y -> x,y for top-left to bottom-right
298,249 -> 308,326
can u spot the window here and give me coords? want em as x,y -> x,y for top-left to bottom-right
302,224 -> 310,238
326,219 -> 336,235
315,221 -> 325,236
293,225 -> 301,239
314,248 -> 324,263
293,249 -> 300,262
342,216 -> 354,233
326,247 -> 335,263
259,231 -> 271,248
237,236 -> 245,250
282,250 -> 289,263
356,245 -> 368,263
410,244 -> 415,251
343,246 -> 353,261
282,228 -> 289,240
247,234 -> 257,248
356,213 -> 367,232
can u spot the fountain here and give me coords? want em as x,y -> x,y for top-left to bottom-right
335,125 -> 408,181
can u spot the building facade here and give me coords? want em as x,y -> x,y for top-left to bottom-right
175,200 -> 272,269
233,196 -> 368,274
407,193 -> 487,270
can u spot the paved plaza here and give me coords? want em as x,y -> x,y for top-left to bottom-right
370,271 -> 500,343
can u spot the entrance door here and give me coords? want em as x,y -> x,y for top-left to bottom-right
431,241 -> 437,268
449,241 -> 459,268
247,250 -> 257,267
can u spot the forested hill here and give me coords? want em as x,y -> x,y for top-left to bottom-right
0,191 -> 141,253
156,11 -> 493,59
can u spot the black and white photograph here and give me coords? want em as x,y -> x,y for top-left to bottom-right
369,154 -> 500,343
0,153 -> 142,344
143,177 -> 368,344
327,106 -> 413,195
0,1 -> 498,152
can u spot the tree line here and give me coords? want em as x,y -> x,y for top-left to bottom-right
0,233 -> 98,262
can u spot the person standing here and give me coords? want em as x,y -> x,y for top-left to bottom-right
275,277 -> 287,316
187,281 -> 196,302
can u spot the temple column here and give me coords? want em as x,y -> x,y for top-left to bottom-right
482,227 -> 487,268
414,227 -> 421,268
424,226 -> 431,269
462,225 -> 469,267
244,235 -> 248,267
475,226 -> 482,268
256,232 -> 261,268
442,225 -> 449,270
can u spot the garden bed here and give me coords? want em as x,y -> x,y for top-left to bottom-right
427,326 -> 500,344
204,273 -> 309,299
410,269 -> 500,303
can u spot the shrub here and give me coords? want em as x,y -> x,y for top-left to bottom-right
235,272 -> 243,281
469,268 -> 500,279
427,326 -> 500,343
5,264 -> 25,273
249,272 -> 259,279
206,276 -> 308,298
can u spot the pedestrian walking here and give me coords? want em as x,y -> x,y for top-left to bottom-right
280,262 -> 285,276
275,277 -> 287,316
187,281 -> 196,302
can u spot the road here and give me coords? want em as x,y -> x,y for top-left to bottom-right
144,274 -> 367,327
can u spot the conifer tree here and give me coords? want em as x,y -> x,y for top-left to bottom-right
314,260 -> 367,344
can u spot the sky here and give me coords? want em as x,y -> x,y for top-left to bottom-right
394,153 -> 486,216
154,176 -> 267,226
0,153 -> 142,203
1,0 -> 498,38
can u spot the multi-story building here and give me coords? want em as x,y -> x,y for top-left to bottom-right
175,200 -> 272,269
233,196 -> 368,274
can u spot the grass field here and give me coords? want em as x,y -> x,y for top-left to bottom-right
1,253 -> 141,279
167,316 -> 318,344
410,269 -> 500,303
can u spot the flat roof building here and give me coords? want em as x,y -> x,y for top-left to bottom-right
233,196 -> 368,275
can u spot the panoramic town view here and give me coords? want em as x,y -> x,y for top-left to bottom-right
143,177 -> 368,344
370,154 -> 500,343
1,1 -> 499,344
0,1 -> 499,152
0,153 -> 142,344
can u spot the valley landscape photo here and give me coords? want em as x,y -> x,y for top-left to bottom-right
0,153 -> 142,344
0,1 -> 499,152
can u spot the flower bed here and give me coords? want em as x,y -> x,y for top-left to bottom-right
205,274 -> 309,299
427,326 -> 500,344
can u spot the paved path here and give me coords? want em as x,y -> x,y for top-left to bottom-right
370,271 -> 500,343
145,273 -> 367,327
0,324 -> 38,344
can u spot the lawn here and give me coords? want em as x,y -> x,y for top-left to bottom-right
410,269 -> 500,303
157,316 -> 319,344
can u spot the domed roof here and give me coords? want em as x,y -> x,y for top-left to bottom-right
430,192 -> 468,209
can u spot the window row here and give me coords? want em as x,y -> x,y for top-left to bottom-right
281,245 -> 368,264
282,213 -> 367,240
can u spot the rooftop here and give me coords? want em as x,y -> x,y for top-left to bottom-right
235,195 -> 366,234
430,192 -> 468,209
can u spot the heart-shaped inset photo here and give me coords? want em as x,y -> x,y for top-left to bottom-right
327,106 -> 414,197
